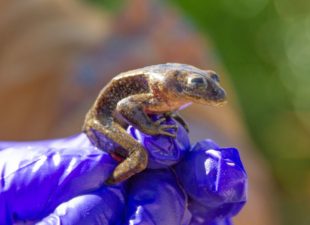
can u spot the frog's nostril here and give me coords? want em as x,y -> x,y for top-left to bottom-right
211,89 -> 218,96
211,88 -> 225,101
217,89 -> 226,101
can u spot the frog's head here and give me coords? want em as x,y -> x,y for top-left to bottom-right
163,64 -> 227,106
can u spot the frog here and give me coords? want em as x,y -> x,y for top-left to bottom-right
83,63 -> 227,184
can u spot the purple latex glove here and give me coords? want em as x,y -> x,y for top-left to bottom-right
36,186 -> 125,225
0,116 -> 247,225
174,140 -> 247,225
124,168 -> 191,225
127,114 -> 191,169
0,134 -> 125,224
127,117 -> 247,225
0,116 -> 190,225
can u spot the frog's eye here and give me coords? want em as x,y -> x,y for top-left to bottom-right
189,76 -> 206,86
210,73 -> 220,82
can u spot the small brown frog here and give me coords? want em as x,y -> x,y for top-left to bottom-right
83,63 -> 226,184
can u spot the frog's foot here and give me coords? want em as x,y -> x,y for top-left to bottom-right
164,112 -> 189,133
153,117 -> 178,138
124,113 -> 178,138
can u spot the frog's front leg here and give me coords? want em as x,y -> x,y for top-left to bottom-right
116,93 -> 178,137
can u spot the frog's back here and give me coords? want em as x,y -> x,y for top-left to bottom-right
113,63 -> 206,80
139,63 -> 204,74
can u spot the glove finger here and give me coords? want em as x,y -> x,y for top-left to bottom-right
175,139 -> 247,220
127,114 -> 190,169
188,200 -> 236,225
0,133 -> 117,224
124,168 -> 191,225
36,185 -> 125,225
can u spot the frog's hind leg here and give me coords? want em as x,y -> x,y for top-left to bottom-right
88,119 -> 148,184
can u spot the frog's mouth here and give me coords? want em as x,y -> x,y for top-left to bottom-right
192,87 -> 227,106
199,98 -> 227,107
209,99 -> 227,107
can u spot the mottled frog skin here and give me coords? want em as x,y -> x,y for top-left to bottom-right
83,63 -> 226,184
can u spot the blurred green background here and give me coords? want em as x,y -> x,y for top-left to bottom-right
89,0 -> 310,224
168,1 -> 310,225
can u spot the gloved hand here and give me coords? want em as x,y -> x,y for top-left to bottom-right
174,140 -> 247,225
0,134 -> 124,225
0,116 -> 247,225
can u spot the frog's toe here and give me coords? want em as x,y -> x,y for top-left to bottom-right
154,117 -> 167,125
158,129 -> 177,138
160,124 -> 178,130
